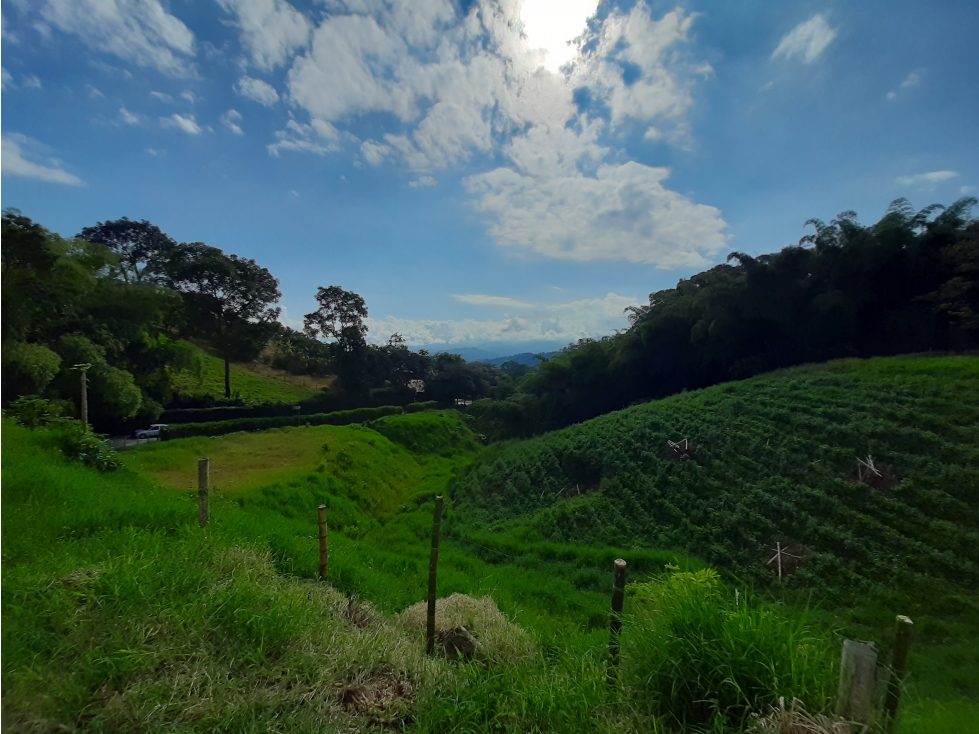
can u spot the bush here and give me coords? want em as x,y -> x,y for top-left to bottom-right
405,400 -> 439,414
168,405 -> 404,439
623,569 -> 835,730
5,395 -> 72,428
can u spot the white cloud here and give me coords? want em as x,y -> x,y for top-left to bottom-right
235,75 -> 279,106
2,13 -> 18,44
466,161 -> 727,266
453,294 -> 534,308
221,109 -> 244,134
887,70 -> 922,100
216,0 -> 311,71
409,175 -> 437,188
146,148 -> 162,156
959,186 -> 976,195
1,67 -> 13,90
896,170 -> 958,188
273,0 -> 725,266
150,91 -> 174,103
1,133 -> 83,185
119,107 -> 141,125
361,140 -> 391,166
22,74 -> 42,88
160,113 -> 202,134
367,292 -> 638,346
38,0 -> 196,77
772,14 -> 837,64
181,90 -> 197,103
267,118 -> 349,156
86,84 -> 105,98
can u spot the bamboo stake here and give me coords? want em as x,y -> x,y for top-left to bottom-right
884,615 -> 913,733
426,495 -> 444,656
197,458 -> 210,528
777,541 -> 782,582
608,558 -> 627,685
318,504 -> 329,581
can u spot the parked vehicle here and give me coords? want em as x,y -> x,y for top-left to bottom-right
135,424 -> 168,440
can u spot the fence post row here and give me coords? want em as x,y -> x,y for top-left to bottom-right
426,495 -> 444,656
318,504 -> 329,581
607,558 -> 627,685
197,458 -> 210,528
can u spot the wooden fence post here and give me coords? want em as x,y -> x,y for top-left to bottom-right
836,640 -> 878,727
197,458 -> 210,528
426,495 -> 444,656
318,504 -> 329,581
608,558 -> 627,685
884,616 -> 913,733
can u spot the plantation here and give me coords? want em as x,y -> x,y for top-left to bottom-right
3,359 -> 978,732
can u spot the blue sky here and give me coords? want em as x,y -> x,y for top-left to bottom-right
3,0 -> 977,357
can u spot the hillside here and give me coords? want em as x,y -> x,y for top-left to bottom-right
454,356 -> 979,615
170,340 -> 333,404
4,367 -> 978,732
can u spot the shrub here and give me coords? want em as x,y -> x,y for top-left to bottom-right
46,420 -> 123,472
405,400 -> 439,414
168,405 -> 404,439
623,569 -> 835,730
5,395 -> 72,428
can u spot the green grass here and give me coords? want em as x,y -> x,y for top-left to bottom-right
5,357 -> 979,732
171,341 -> 326,403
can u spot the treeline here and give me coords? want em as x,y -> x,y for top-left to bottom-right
1,211 -> 517,434
473,198 -> 979,438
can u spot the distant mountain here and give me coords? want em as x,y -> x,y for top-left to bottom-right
478,351 -> 559,366
415,343 -> 566,362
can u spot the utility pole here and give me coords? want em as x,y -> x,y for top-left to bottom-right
72,364 -> 92,430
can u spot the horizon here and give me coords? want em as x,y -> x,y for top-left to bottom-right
3,0 -> 977,350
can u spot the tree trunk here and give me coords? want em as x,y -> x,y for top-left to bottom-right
224,353 -> 231,398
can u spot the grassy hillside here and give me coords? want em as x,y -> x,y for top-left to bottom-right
5,362 -> 978,732
170,341 -> 332,403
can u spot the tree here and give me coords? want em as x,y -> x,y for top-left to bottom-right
76,217 -> 177,282
303,285 -> 368,352
159,243 -> 281,397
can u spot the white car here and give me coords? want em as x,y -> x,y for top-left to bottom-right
135,424 -> 168,439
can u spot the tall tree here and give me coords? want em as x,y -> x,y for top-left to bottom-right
303,285 -> 368,352
76,217 -> 177,282
160,243 -> 281,397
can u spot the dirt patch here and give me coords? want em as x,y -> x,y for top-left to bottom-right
853,455 -> 900,494
765,538 -> 809,579
665,438 -> 697,461
434,626 -> 478,662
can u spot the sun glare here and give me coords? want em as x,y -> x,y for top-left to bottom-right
520,0 -> 599,72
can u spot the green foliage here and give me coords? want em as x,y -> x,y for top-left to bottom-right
405,400 -> 439,413
167,405 -> 404,439
623,569 -> 835,729
480,199 -> 978,437
168,340 -> 322,403
45,421 -> 124,472
367,411 -> 481,455
5,395 -> 72,428
455,356 -> 979,612
1,341 -> 62,395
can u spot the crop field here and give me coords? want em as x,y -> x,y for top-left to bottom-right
170,341 -> 330,403
3,360 -> 978,732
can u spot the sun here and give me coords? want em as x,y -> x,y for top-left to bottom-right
520,0 -> 599,73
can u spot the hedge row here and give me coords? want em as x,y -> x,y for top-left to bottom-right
405,401 -> 440,414
166,405 -> 404,439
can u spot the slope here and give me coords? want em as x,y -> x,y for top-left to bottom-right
453,356 -> 979,614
